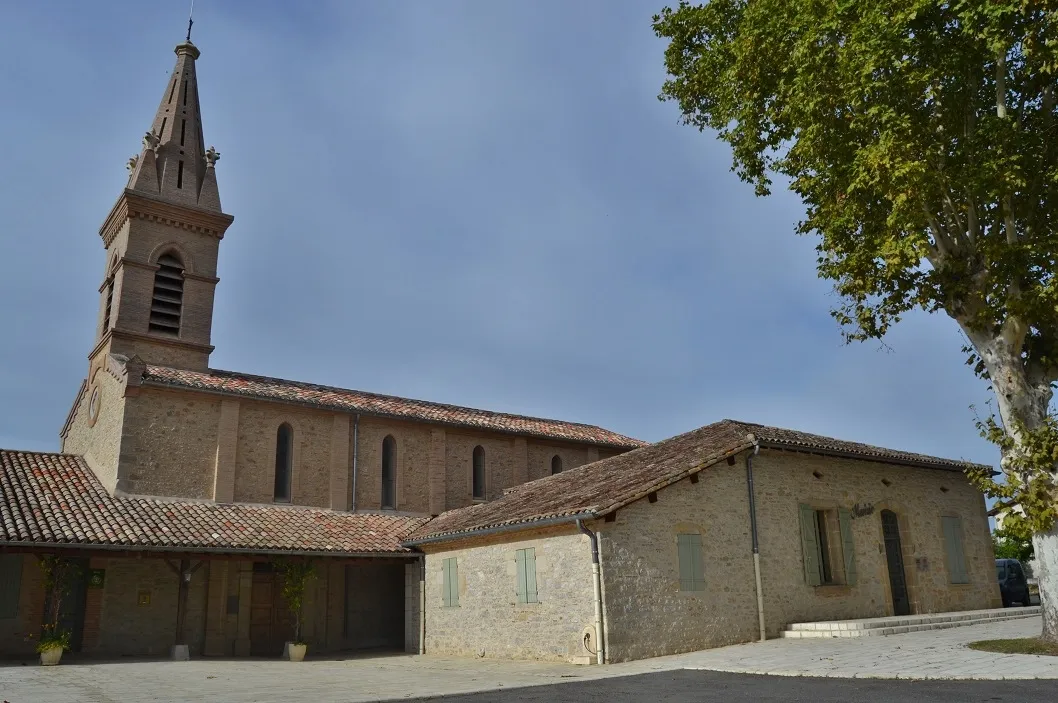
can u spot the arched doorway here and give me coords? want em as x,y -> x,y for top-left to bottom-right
880,510 -> 911,616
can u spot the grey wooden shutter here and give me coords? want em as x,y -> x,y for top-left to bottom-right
677,533 -> 705,591
442,557 -> 458,607
515,549 -> 527,604
524,548 -> 539,603
799,504 -> 822,586
838,509 -> 857,586
942,516 -> 969,584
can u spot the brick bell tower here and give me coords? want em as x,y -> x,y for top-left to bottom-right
91,38 -> 234,373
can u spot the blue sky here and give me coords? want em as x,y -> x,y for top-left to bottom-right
0,0 -> 1005,477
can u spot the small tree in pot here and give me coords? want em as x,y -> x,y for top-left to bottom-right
33,556 -> 80,665
272,558 -> 315,662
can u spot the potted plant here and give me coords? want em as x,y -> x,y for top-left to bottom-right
34,555 -> 79,666
272,558 -> 315,662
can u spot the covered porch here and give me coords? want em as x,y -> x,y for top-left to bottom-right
0,451 -> 427,660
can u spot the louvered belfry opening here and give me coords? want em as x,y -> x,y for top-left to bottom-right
148,254 -> 184,335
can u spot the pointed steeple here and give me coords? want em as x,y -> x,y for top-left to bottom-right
127,41 -> 222,212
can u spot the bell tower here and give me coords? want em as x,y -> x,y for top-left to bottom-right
92,39 -> 234,372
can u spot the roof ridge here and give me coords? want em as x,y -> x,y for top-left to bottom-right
0,448 -> 81,458
201,367 -> 619,431
143,364 -> 645,446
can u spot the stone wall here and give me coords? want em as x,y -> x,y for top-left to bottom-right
422,527 -> 597,663
751,450 -> 1000,633
118,387 -> 221,498
232,400 -> 336,506
61,360 -> 127,493
596,462 -> 760,662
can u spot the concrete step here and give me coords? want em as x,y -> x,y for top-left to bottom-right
780,607 -> 1040,639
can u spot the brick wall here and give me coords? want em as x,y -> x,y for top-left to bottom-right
422,526 -> 597,663
0,555 -> 44,657
93,557 -> 208,657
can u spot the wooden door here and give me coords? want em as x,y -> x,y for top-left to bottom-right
881,510 -> 911,616
249,570 -> 292,656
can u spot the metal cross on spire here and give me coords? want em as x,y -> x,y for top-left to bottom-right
186,0 -> 195,42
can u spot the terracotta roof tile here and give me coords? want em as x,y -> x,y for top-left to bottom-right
0,450 -> 426,555
405,419 -> 988,544
141,365 -> 646,450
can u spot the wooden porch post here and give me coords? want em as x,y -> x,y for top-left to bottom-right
166,558 -> 204,660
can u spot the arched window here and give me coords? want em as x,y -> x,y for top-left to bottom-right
551,455 -> 563,475
381,435 -> 397,509
472,446 -> 486,500
148,253 -> 184,335
101,257 -> 118,336
274,423 -> 293,503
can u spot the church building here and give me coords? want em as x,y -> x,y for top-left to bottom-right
0,38 -> 642,660
0,37 -> 1003,666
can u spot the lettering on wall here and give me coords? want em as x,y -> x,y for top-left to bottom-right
851,503 -> 875,518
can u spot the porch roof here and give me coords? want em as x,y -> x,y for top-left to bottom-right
0,450 -> 427,557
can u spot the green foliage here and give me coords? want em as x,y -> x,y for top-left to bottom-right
32,555 -> 82,653
993,525 -> 1036,561
653,1 -> 1058,532
272,558 -> 315,646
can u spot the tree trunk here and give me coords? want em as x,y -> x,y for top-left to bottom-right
976,335 -> 1056,642
1034,526 -> 1058,642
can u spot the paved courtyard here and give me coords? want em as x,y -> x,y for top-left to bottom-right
0,617 -> 1054,702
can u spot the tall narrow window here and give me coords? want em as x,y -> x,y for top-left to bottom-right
942,516 -> 969,584
381,435 -> 396,509
148,253 -> 184,335
183,80 -> 188,105
677,533 -> 705,591
167,79 -> 177,104
274,423 -> 293,502
0,554 -> 22,619
102,280 -> 114,331
180,118 -> 186,146
442,557 -> 459,608
515,548 -> 539,604
472,446 -> 486,500
551,455 -> 563,475
176,160 -> 184,189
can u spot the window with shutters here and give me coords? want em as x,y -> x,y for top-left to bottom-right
798,504 -> 857,587
677,533 -> 705,591
0,554 -> 22,619
472,445 -> 486,500
515,548 -> 539,604
941,515 -> 969,584
441,557 -> 459,607
381,435 -> 397,509
148,253 -> 184,335
274,423 -> 293,503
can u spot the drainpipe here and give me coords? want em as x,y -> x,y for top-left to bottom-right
744,435 -> 766,641
418,554 -> 426,654
576,519 -> 605,665
350,414 -> 360,512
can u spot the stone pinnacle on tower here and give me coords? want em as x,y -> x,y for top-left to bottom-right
126,37 -> 222,212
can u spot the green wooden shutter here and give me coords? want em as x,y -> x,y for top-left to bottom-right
677,533 -> 705,591
442,557 -> 458,607
0,555 -> 22,619
798,504 -> 822,586
942,517 -> 969,584
837,509 -> 857,586
515,549 -> 527,603
524,548 -> 539,603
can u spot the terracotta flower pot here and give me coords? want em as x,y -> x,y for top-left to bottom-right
39,645 -> 63,666
286,642 -> 307,662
